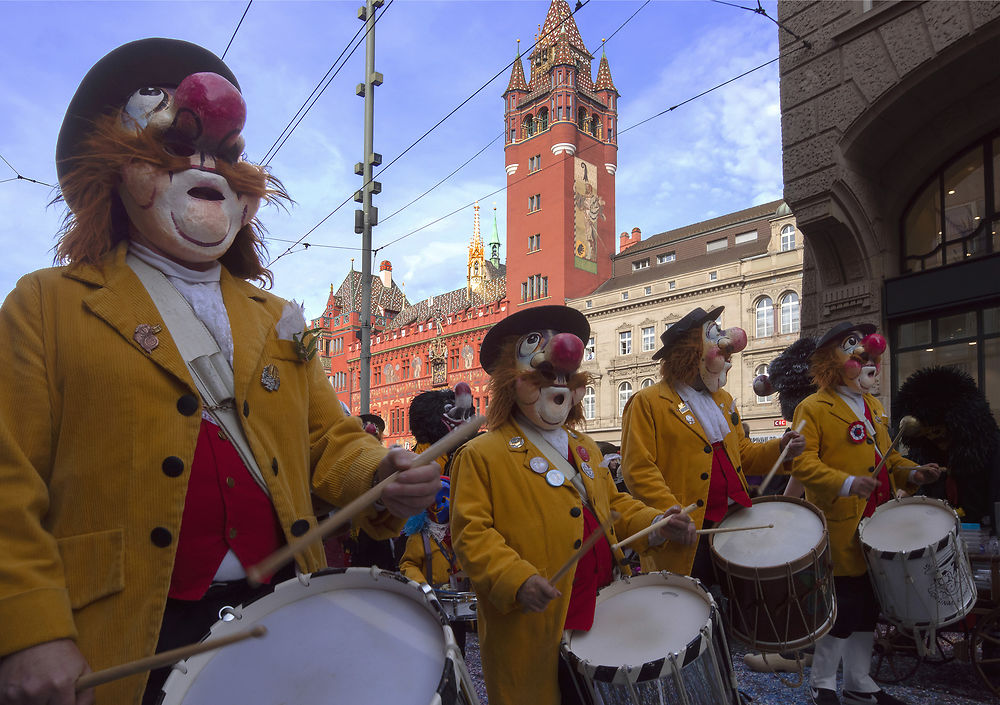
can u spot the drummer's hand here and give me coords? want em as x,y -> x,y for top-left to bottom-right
655,505 -> 696,546
375,449 -> 443,519
849,475 -> 878,499
0,638 -> 94,705
517,575 -> 561,612
912,463 -> 943,485
779,430 -> 806,459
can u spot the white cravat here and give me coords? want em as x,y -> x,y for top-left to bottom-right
674,382 -> 729,443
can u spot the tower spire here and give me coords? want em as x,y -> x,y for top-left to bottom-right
489,203 -> 502,268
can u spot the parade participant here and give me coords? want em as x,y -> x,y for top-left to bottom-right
897,366 -> 1000,531
408,383 -> 475,470
621,305 -> 805,580
0,38 -> 441,705
358,413 -> 386,442
790,322 -> 941,705
450,305 -> 688,705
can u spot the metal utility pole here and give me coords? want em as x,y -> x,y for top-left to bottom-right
355,0 -> 383,414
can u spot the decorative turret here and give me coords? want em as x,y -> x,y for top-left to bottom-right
595,48 -> 617,93
489,205 -> 502,268
468,202 -> 486,294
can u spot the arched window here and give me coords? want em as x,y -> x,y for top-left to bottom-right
578,107 -> 588,130
780,292 -> 800,334
755,297 -> 774,338
523,114 -> 534,138
641,378 -> 654,389
780,224 -> 796,251
538,107 -> 549,131
583,386 -> 595,420
617,382 -> 633,417
755,364 -> 772,403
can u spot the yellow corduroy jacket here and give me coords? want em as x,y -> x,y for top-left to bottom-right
0,243 -> 399,704
450,418 -> 663,705
791,388 -> 917,577
621,380 -> 783,575
399,531 -> 456,587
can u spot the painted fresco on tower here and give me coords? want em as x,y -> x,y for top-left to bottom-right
573,156 -> 605,274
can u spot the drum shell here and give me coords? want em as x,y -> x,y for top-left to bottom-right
710,496 -> 837,652
435,590 -> 478,622
859,496 -> 977,631
560,571 -> 740,705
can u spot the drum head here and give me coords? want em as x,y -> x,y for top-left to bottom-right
860,496 -> 957,554
160,570 -> 448,704
565,573 -> 711,669
712,497 -> 824,568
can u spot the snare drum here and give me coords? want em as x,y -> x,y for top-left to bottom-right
859,495 -> 977,635
560,572 -> 740,705
158,568 -> 480,704
710,495 -> 837,652
435,589 -> 478,622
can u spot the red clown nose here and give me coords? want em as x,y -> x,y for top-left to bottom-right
172,72 -> 247,155
862,333 -> 887,356
546,333 -> 584,374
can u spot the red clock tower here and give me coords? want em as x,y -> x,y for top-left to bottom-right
504,0 -> 619,309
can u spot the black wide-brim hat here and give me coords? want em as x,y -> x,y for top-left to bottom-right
480,305 -> 590,374
815,321 -> 877,350
651,305 -> 723,361
56,38 -> 240,195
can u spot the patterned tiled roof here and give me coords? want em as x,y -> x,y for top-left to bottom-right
333,269 -> 409,317
506,53 -> 528,93
390,276 -> 507,329
529,0 -> 594,92
595,52 -> 617,93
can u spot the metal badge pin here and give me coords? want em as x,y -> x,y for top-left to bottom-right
685,414 -> 696,425
261,364 -> 280,392
509,436 -> 525,449
581,462 -> 594,479
577,446 -> 590,462
134,323 -> 162,353
529,456 -> 548,474
546,469 -> 565,487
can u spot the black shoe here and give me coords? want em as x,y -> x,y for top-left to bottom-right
843,690 -> 907,705
811,687 -> 841,705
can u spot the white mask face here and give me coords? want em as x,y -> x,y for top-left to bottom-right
698,320 -> 747,393
838,331 -> 881,393
511,328 -> 585,430
118,153 -> 259,267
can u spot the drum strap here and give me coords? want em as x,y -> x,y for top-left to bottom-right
514,416 -> 589,504
127,253 -> 270,495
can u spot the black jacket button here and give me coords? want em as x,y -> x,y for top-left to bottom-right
177,395 -> 199,416
731,412 -> 740,425
704,445 -> 712,454
272,458 -> 279,475
570,507 -> 582,518
700,472 -> 709,481
150,527 -> 172,547
162,456 -> 184,477
573,539 -> 582,549
243,400 -> 250,417
291,519 -> 310,537
866,437 -> 874,445
868,466 -> 875,474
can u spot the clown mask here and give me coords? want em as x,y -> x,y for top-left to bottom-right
698,320 -> 747,393
116,73 -> 259,268
836,330 -> 886,393
513,329 -> 585,431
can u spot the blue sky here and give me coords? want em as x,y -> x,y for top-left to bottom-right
0,0 -> 782,319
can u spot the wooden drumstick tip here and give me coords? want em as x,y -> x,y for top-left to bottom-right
898,415 -> 921,436
248,626 -> 268,638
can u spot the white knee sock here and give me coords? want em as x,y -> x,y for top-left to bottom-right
811,634 -> 847,691
842,630 -> 878,693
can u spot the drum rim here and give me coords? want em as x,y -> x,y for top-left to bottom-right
158,567 -> 460,704
858,494 -> 960,557
710,495 -> 830,575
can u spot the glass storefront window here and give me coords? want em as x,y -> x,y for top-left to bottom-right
897,319 -> 932,347
985,306 -> 1000,334
938,311 -> 977,341
985,338 -> 1000,422
943,146 -> 986,261
903,179 -> 941,271
896,342 -> 979,388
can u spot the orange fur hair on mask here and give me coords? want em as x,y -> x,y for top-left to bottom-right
658,327 -> 704,386
809,344 -> 847,391
486,339 -> 590,431
55,113 -> 289,284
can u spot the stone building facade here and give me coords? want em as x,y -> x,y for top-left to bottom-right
778,1 -> 1000,416
567,201 -> 804,444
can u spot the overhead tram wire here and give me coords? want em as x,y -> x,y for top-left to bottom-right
709,0 -> 811,48
268,0 -> 599,265
0,151 -> 54,189
259,1 -> 390,167
373,40 -> 810,258
221,0 -> 253,61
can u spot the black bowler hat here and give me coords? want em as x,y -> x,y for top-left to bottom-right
56,38 -> 240,192
815,321 -> 876,350
359,413 -> 385,434
479,305 -> 590,374
651,305 -> 724,361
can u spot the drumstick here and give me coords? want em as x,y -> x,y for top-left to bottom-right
550,511 -> 621,585
247,414 -> 486,585
76,626 -> 266,691
756,419 -> 806,496
696,523 -> 773,535
610,500 -> 702,552
870,415 -> 920,478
